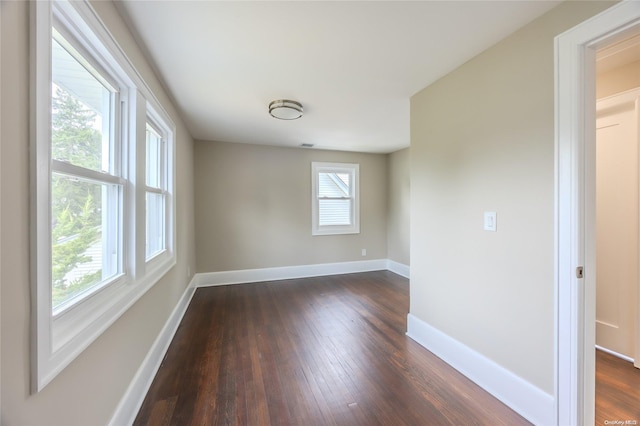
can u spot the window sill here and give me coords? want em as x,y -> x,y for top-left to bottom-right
312,227 -> 361,236
38,254 -> 176,392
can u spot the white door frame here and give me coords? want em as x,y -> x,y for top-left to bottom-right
555,2 -> 640,425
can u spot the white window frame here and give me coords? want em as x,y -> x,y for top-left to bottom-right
49,22 -> 126,317
311,162 -> 360,236
144,107 -> 174,264
30,0 -> 176,392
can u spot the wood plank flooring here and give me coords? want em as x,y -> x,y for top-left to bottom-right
134,271 -> 529,425
596,349 -> 640,425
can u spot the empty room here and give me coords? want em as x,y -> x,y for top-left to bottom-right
2,1 -> 638,425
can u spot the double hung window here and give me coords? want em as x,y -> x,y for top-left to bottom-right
311,162 -> 360,235
145,121 -> 168,260
31,0 -> 175,391
50,27 -> 124,314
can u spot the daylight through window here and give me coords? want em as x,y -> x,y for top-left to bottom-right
50,29 -> 123,313
31,0 -> 176,392
312,162 -> 360,236
145,122 -> 167,260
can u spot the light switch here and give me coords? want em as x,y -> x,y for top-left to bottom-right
484,211 -> 497,232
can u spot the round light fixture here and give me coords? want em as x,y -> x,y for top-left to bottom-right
269,99 -> 303,120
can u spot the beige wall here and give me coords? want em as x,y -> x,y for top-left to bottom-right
387,148 -> 410,265
597,58 -> 640,99
0,1 -> 195,424
410,0 -> 613,395
194,140 -> 388,272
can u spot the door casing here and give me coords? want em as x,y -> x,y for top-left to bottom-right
555,2 -> 640,425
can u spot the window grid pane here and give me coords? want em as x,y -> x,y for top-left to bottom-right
51,173 -> 121,311
146,123 -> 162,189
318,199 -> 352,226
146,191 -> 166,259
318,172 -> 351,198
51,35 -> 113,174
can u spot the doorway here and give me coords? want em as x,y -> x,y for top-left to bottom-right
555,2 -> 640,425
594,56 -> 640,422
594,83 -> 639,366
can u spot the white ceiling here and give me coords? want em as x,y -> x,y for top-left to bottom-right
116,1 -> 561,154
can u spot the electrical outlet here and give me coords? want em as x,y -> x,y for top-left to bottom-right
362,249 -> 367,256
187,266 -> 191,278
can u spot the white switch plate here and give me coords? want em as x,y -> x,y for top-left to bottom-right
484,211 -> 497,232
362,248 -> 367,256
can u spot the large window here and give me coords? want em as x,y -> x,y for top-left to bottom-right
31,0 -> 175,391
50,28 -> 123,314
311,162 -> 360,235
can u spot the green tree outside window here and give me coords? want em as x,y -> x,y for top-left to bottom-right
51,86 -> 103,308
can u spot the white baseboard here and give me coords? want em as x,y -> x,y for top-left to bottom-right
406,313 -> 554,426
595,344 -> 635,363
194,259 -> 389,287
386,259 -> 410,278
108,277 -> 197,426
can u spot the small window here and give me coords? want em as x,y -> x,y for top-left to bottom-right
312,162 -> 360,235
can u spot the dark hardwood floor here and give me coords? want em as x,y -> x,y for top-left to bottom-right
134,271 -> 529,425
596,349 -> 640,425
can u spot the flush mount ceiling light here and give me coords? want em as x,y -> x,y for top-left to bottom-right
269,99 -> 303,120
